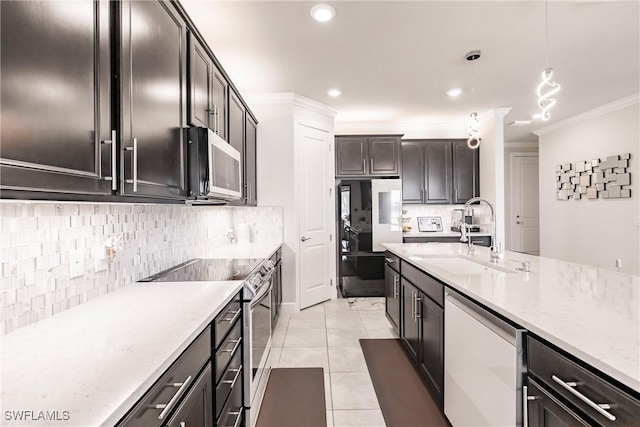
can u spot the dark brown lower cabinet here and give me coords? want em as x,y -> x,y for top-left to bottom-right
401,279 -> 420,363
526,379 -> 590,427
419,295 -> 444,402
384,264 -> 400,332
166,363 -> 214,427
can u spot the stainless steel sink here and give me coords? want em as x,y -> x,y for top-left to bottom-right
411,256 -> 517,274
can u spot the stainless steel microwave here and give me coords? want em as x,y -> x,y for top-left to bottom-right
187,127 -> 242,202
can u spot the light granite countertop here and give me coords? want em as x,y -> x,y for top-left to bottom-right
402,231 -> 492,238
383,242 -> 640,393
0,240 -> 283,426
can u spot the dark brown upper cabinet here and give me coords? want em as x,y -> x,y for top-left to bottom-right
335,135 -> 402,177
402,139 -> 478,205
120,0 -> 188,200
0,0 -> 114,196
452,139 -> 479,203
227,89 -> 249,206
245,115 -> 258,206
188,34 -> 228,138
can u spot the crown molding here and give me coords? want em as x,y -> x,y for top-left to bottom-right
334,120 -> 468,136
533,94 -> 639,136
505,141 -> 539,149
244,92 -> 339,118
484,107 -> 512,120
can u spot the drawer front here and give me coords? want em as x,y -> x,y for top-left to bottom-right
528,337 -> 640,426
526,378 -> 591,427
118,326 -> 211,426
214,292 -> 242,348
215,348 -> 243,420
166,363 -> 213,427
384,251 -> 400,273
215,319 -> 242,384
217,378 -> 244,427
401,261 -> 443,307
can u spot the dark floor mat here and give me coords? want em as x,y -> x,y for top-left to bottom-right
256,367 -> 326,427
360,339 -> 450,427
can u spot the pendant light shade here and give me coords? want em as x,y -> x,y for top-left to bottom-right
466,50 -> 481,150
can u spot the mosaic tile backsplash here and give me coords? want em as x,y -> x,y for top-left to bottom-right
0,202 -> 283,334
402,204 -> 492,233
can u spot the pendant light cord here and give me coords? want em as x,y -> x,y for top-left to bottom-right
545,0 -> 549,68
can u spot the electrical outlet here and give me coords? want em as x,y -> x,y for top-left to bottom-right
70,250 -> 84,278
92,246 -> 107,272
615,259 -> 623,270
634,217 -> 640,227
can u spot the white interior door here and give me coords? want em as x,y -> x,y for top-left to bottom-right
511,154 -> 540,254
298,123 -> 333,309
371,179 -> 403,251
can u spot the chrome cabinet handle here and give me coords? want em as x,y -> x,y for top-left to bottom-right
228,409 -> 243,427
153,375 -> 192,420
222,309 -> 241,324
523,385 -> 538,427
385,257 -> 396,264
216,105 -> 220,135
223,338 -> 242,354
370,158 -> 373,172
179,422 -> 186,427
125,138 -> 138,192
101,129 -> 117,190
411,292 -> 416,322
222,366 -> 242,388
551,375 -> 616,421
415,296 -> 421,319
393,276 -> 399,298
362,158 -> 366,173
301,236 -> 311,242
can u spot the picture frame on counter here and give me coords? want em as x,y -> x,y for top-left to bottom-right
417,216 -> 443,232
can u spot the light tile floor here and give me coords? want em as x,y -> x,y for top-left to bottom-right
269,297 -> 398,427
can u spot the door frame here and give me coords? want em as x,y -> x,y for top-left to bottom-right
294,117 -> 337,311
508,152 -> 540,254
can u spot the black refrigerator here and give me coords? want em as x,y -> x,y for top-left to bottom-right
337,179 -> 402,297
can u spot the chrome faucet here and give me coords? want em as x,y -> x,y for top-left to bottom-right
463,197 -> 503,263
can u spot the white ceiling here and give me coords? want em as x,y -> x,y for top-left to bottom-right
181,0 -> 639,141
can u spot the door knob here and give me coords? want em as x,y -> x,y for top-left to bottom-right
301,236 -> 311,242
516,221 -> 523,224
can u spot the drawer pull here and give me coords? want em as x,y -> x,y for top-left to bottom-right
222,309 -> 241,323
228,409 -> 243,427
222,367 -> 243,389
223,338 -> 242,354
551,375 -> 616,421
385,258 -> 396,264
152,375 -> 192,420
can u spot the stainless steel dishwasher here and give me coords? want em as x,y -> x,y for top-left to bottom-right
444,291 -> 526,427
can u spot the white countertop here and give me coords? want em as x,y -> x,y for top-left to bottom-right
383,242 -> 640,393
0,280 -> 243,426
402,231 -> 492,238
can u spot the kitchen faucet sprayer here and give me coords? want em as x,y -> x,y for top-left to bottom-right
461,197 -> 503,263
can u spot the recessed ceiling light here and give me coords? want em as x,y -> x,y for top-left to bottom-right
310,4 -> 336,22
508,120 -> 533,127
446,88 -> 463,97
328,88 -> 342,97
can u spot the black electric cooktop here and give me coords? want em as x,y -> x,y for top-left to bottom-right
140,258 -> 264,282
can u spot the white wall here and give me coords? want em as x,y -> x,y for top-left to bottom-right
537,100 -> 639,274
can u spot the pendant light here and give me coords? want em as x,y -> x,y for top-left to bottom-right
466,50 -> 481,150
537,0 -> 561,121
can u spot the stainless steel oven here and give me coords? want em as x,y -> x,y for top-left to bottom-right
243,261 -> 275,427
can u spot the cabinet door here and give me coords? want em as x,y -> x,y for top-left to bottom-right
527,380 -> 591,427
384,265 -> 400,333
166,363 -> 214,427
227,90 -> 246,205
419,296 -> 444,403
424,140 -> 452,204
336,137 -> 367,176
188,35 -> 213,129
401,142 -> 424,203
121,0 -> 187,199
212,67 -> 228,139
452,139 -> 479,203
401,279 -> 420,362
368,137 -> 400,175
0,0 -> 114,196
245,115 -> 257,206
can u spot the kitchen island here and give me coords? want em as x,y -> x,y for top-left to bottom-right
383,242 -> 639,393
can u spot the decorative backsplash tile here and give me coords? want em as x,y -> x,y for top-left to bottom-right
0,202 -> 283,334
556,153 -> 632,200
401,204 -> 492,233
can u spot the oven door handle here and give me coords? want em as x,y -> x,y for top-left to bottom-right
250,278 -> 273,308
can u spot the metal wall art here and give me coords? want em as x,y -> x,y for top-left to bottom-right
556,153 -> 631,200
